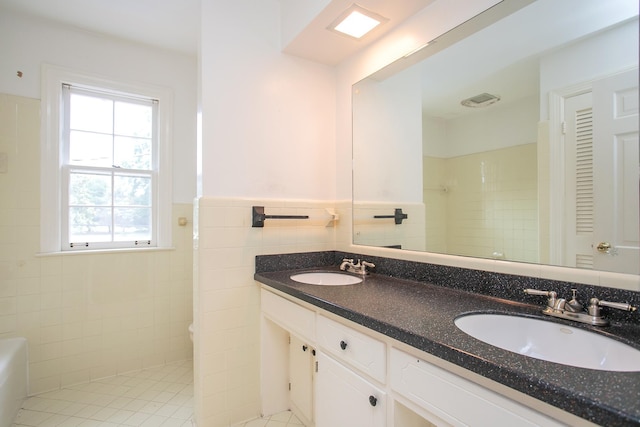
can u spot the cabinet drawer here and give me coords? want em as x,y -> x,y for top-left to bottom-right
261,289 -> 315,342
317,315 -> 385,383
390,348 -> 563,427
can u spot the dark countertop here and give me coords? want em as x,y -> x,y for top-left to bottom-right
255,267 -> 640,426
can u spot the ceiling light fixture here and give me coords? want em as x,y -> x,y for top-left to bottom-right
328,4 -> 388,40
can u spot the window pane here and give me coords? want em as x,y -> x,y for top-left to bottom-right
70,94 -> 113,134
69,207 -> 112,242
69,131 -> 113,166
114,175 -> 151,206
114,101 -> 152,138
69,173 -> 112,206
114,208 -> 151,241
114,136 -> 151,170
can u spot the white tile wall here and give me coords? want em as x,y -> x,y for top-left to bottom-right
0,93 -> 193,395
423,144 -> 538,262
194,198 -> 344,427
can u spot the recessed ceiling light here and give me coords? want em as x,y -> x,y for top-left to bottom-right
328,4 -> 388,40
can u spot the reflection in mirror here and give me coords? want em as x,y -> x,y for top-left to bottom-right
352,0 -> 639,276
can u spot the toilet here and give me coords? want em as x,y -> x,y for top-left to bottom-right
188,323 -> 194,342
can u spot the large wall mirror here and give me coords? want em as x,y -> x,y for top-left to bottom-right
352,0 -> 639,277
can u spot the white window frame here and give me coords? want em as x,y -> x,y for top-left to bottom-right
41,64 -> 173,253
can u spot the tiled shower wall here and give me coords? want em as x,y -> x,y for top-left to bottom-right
193,198 -> 348,427
0,93 -> 193,395
424,143 -> 538,263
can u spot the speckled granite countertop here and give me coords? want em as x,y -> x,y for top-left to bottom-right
255,261 -> 640,426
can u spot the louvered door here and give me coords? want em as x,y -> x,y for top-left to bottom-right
564,92 -> 595,268
563,68 -> 639,274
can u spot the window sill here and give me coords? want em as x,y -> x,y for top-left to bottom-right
36,247 -> 177,257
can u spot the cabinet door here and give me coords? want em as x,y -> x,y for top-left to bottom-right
316,351 -> 386,427
290,335 -> 314,425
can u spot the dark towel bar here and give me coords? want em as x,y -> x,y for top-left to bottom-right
252,206 -> 309,227
374,208 -> 408,224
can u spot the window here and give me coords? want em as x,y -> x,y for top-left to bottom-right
42,66 -> 172,252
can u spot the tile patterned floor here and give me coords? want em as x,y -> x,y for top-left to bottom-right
232,411 -> 304,427
13,360 -> 194,427
13,359 -> 304,427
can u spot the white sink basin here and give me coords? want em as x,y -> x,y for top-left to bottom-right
290,272 -> 362,286
454,313 -> 640,372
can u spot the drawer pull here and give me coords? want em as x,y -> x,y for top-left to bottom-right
302,345 -> 308,352
340,340 -> 348,350
369,395 -> 377,407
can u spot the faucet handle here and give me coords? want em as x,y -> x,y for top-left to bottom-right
588,298 -> 637,315
524,289 -> 557,308
361,261 -> 375,268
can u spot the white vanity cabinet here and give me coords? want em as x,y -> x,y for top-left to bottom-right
260,288 -> 572,427
390,348 -> 564,427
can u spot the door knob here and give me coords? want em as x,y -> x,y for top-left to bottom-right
596,242 -> 612,254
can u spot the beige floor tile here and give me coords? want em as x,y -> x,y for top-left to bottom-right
13,361 -> 194,427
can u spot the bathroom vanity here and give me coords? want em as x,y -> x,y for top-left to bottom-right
255,251 -> 640,427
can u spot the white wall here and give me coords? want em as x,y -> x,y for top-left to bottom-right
539,18 -> 638,119
196,0 -> 339,425
199,0 -> 336,200
353,66 -> 423,203
0,8 -> 196,395
0,94 -> 194,395
0,8 -> 197,203
434,95 -> 539,158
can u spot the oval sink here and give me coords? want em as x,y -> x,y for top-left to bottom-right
454,314 -> 640,372
290,272 -> 362,286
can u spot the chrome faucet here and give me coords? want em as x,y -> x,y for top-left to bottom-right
524,288 -> 637,326
340,258 -> 375,275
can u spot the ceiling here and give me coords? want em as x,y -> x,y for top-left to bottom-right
282,0 -> 435,65
0,0 -> 433,64
0,0 -> 200,55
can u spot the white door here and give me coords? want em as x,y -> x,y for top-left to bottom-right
563,68 -> 639,274
592,69 -> 639,274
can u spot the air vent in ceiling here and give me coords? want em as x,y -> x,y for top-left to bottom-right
461,92 -> 501,108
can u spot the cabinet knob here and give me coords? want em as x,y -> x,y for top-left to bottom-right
302,345 -> 307,352
369,395 -> 377,407
340,340 -> 348,350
